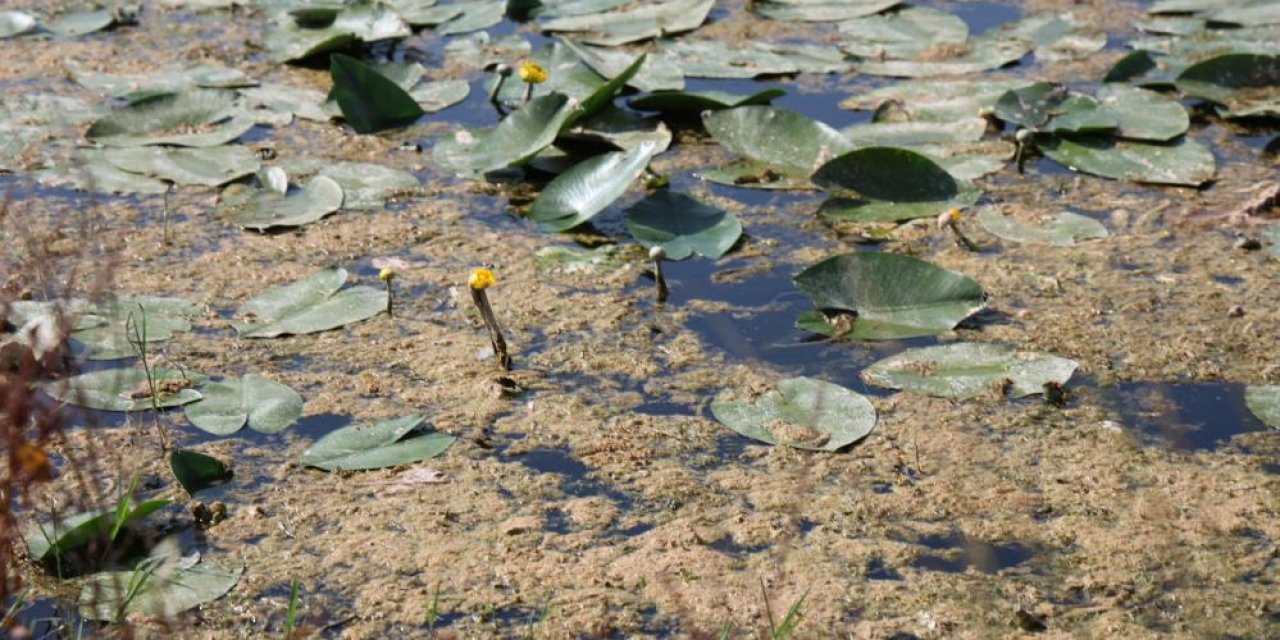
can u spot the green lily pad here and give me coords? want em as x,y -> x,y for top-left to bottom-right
102,145 -> 261,187
222,175 -> 345,230
697,159 -> 817,191
976,208 -> 1109,246
169,449 -> 233,495
264,7 -> 410,62
812,147 -> 971,222
69,295 -> 203,361
842,118 -> 987,147
411,80 -> 471,113
279,159 -> 420,210
862,342 -> 1078,399
0,11 -> 37,38
44,368 -> 204,412
1105,49 -> 1160,83
562,105 -> 673,154
232,266 -> 387,338
660,40 -> 799,78
184,374 -> 303,436
625,190 -> 742,260
711,377 -> 876,451
1245,385 -> 1280,428
988,12 -> 1106,62
330,54 -> 425,133
239,84 -> 330,122
433,94 -> 576,177
757,42 -> 855,73
436,0 -> 505,35
704,106 -> 854,179
70,65 -> 254,99
36,149 -> 170,195
1175,53 -> 1280,119
994,82 -> 1071,129
25,500 -> 170,565
840,78 -> 1033,122
87,89 -> 255,148
535,244 -> 629,274
629,88 -> 786,114
301,415 -> 456,471
1263,220 -> 1280,259
1093,84 -> 1189,141
1042,94 -> 1120,135
754,0 -> 900,22
538,0 -> 714,46
48,9 -> 116,37
1038,135 -> 1216,186
560,38 -> 684,91
856,35 -> 1032,77
78,557 -> 243,621
567,52 -> 648,128
793,252 -> 987,340
528,141 -> 658,232
838,6 -> 969,60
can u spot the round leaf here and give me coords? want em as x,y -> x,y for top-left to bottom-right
232,266 -> 387,338
862,342 -> 1079,399
25,500 -> 170,564
976,208 -> 1109,246
625,190 -> 742,260
433,94 -> 576,176
813,147 -> 970,222
78,560 -> 243,620
711,377 -> 876,451
184,374 -> 303,436
703,106 -> 854,178
301,415 -> 457,471
528,141 -> 657,232
223,175 -> 345,231
103,145 -> 261,187
793,252 -> 987,340
1038,135 -> 1215,186
86,89 -> 256,148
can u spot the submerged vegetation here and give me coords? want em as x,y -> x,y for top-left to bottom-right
2,0 -> 1279,636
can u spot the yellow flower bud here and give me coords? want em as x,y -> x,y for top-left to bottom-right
517,60 -> 548,85
379,267 -> 396,282
469,267 -> 496,290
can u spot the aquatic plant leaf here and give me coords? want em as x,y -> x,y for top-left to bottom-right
48,9 -> 115,37
840,79 -> 1033,122
86,89 -> 255,147
330,54 -> 425,134
263,21 -> 357,62
625,191 -> 742,260
436,0 -> 505,34
1263,220 -> 1280,259
223,175 -> 345,230
660,40 -> 799,78
988,12 -> 1106,62
697,159 -> 816,191
239,84 -> 330,122
1043,95 -> 1120,134
302,415 -> 456,471
232,266 -> 386,338
44,368 -> 204,412
1211,2 -> 1280,26
711,377 -> 876,451
169,450 -> 233,495
862,342 -> 1078,399
78,559 -> 243,620
538,0 -> 714,46
535,244 -> 629,274
1246,385 -> 1280,428
793,252 -> 986,340
528,141 -> 658,231
567,52 -> 648,128
0,11 -> 37,38
857,35 -> 1032,77
994,82 -> 1068,129
1093,84 -> 1189,141
410,79 -> 471,113
754,0 -> 900,22
704,106 -> 854,178
184,375 -> 303,436
1038,135 -> 1215,186
433,93 -> 576,176
562,105 -> 673,153
70,64 -> 255,99
560,38 -> 684,91
70,295 -> 203,360
838,6 -> 968,60
759,42 -> 855,73
102,145 -> 261,187
1175,53 -> 1280,119
25,500 -> 170,564
976,209 -> 1109,246
629,88 -> 785,114
1104,49 -> 1159,83
812,147 -> 968,222
842,119 -> 987,147
279,159 -> 420,210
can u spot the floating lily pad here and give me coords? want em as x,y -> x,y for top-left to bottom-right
222,175 -> 345,230
1094,84 -> 1189,141
758,42 -> 855,73
232,266 -> 387,338
995,82 -> 1070,129
812,147 -> 972,222
25,500 -> 170,564
528,141 -> 658,231
840,78 -> 1033,122
87,89 -> 255,148
754,0 -> 900,22
697,159 -> 816,190
857,35 -> 1032,77
0,11 -> 37,38
563,105 -> 673,153
102,145 -> 261,187
862,342 -> 1079,399
1175,53 -> 1280,119
330,54 -> 425,133
44,368 -> 204,412
842,118 -> 987,147
280,159 -> 420,210
976,209 -> 1109,246
436,0 -> 505,35
69,295 -> 203,360
988,12 -> 1106,62
1043,95 -> 1119,135
263,7 -> 409,62
184,374 -> 303,436
433,94 -> 576,176
169,449 -> 233,495
78,557 -> 243,621
301,415 -> 456,471
838,6 -> 968,60
625,190 -> 742,260
793,252 -> 986,340
567,52 -> 648,128
660,40 -> 799,78
629,88 -> 785,114
1038,135 -> 1215,186
411,80 -> 471,113
704,106 -> 854,179
1246,385 -> 1280,428
560,38 -> 684,91
70,65 -> 254,99
48,9 -> 116,37
239,84 -> 330,122
711,377 -> 876,451
36,149 -> 170,194
535,244 -> 629,274
538,0 -> 714,46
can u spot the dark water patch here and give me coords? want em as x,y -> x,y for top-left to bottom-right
1212,274 -> 1244,287
709,534 -> 769,557
3,594 -> 94,639
257,579 -> 357,638
910,530 -> 1033,574
865,557 -> 902,580
543,508 -> 572,534
681,77 -> 867,130
1093,381 -> 1269,452
929,0 -> 1022,35
499,446 -> 633,506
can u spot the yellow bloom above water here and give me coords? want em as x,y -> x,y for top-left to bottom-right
379,267 -> 396,282
469,267 -> 496,290
517,60 -> 548,85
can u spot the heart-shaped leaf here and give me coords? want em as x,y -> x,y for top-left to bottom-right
862,342 -> 1079,399
184,374 -> 303,436
301,415 -> 456,471
44,368 -> 205,412
976,208 -> 1109,246
232,266 -> 386,338
629,88 -> 785,114
812,147 -> 973,222
433,94 -> 577,176
1038,135 -> 1215,186
78,558 -> 242,620
222,175 -> 345,230
625,190 -> 742,260
528,141 -> 658,231
711,377 -> 876,451
704,106 -> 854,179
86,89 -> 255,148
330,54 -> 426,133
169,450 -> 233,495
102,146 -> 261,187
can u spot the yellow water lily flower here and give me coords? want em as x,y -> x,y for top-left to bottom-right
469,267 -> 496,290
517,60 -> 548,85
379,267 -> 396,282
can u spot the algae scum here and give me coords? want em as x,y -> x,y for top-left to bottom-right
2,0 -> 1279,637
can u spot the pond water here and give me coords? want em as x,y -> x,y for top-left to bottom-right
3,0 -> 1279,637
